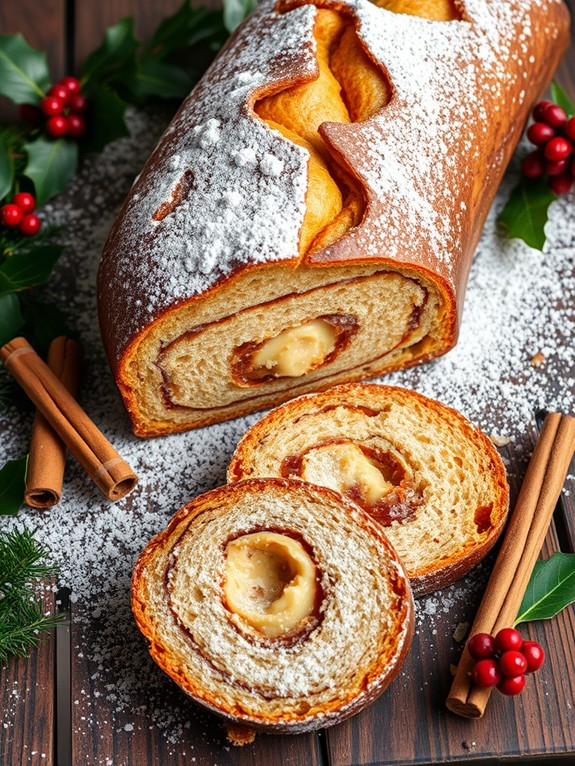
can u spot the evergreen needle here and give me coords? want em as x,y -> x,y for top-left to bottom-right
0,529 -> 64,663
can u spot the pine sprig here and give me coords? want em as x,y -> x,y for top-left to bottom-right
0,529 -> 64,663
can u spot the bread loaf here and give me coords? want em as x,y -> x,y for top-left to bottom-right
132,478 -> 414,733
98,0 -> 569,436
229,384 -> 509,595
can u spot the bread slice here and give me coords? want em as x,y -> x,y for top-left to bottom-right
229,385 -> 509,595
132,478 -> 414,733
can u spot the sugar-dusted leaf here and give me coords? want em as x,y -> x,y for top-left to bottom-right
0,293 -> 24,346
0,456 -> 28,516
0,34 -> 49,105
0,245 -> 64,295
124,59 -> 192,101
498,177 -> 556,251
223,0 -> 258,33
23,136 -> 78,205
551,81 -> 575,117
145,3 -> 226,60
82,17 -> 138,90
515,552 -> 575,625
83,85 -> 129,154
0,130 -> 15,201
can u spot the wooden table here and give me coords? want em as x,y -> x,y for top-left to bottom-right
1,1 -> 575,765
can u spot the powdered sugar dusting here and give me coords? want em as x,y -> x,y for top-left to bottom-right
1,102 -> 574,759
99,0 -> 567,365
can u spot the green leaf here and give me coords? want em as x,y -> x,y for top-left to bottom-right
498,177 -> 556,251
551,82 -> 575,117
145,3 -> 226,60
0,131 -> 15,201
20,297 -> 73,353
0,34 -> 50,105
83,85 -> 129,154
0,456 -> 27,516
515,552 -> 575,624
23,136 -> 78,205
82,18 -> 139,91
0,293 -> 24,346
0,245 -> 64,295
223,0 -> 257,33
124,59 -> 192,101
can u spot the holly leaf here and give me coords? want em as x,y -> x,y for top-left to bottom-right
124,59 -> 192,101
82,18 -> 138,91
0,245 -> 64,295
551,82 -> 575,118
0,131 -> 15,201
0,34 -> 49,105
223,0 -> 258,33
83,86 -> 129,154
145,3 -> 225,60
0,293 -> 24,346
23,136 -> 78,205
498,178 -> 556,251
0,456 -> 28,516
515,552 -> 575,624
20,297 -> 74,354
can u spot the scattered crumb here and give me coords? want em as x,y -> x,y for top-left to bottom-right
530,351 -> 545,367
225,724 -> 257,746
489,433 -> 511,447
453,622 -> 469,643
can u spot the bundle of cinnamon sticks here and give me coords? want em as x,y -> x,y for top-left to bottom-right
447,411 -> 575,718
1,336 -> 137,506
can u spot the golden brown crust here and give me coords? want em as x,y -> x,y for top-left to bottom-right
132,478 -> 414,732
99,0 -> 570,437
228,384 -> 509,596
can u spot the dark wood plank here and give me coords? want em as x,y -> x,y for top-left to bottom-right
73,0 -> 219,71
0,585 -> 55,766
0,0 -> 66,80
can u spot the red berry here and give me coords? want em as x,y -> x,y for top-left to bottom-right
66,114 -> 86,139
48,84 -> 70,105
546,159 -> 568,177
472,659 -> 501,688
544,136 -> 573,162
549,172 -> 574,196
59,76 -> 81,95
522,151 -> 546,179
12,192 -> 35,213
468,633 -> 496,661
521,640 -> 545,672
565,117 -> 575,142
68,94 -> 87,115
18,213 -> 41,236
533,100 -> 552,122
527,122 -> 555,146
19,103 -> 42,124
543,104 -> 567,128
498,650 -> 528,678
1,204 -> 23,227
41,96 -> 64,117
495,627 -> 523,653
45,115 -> 68,138
497,675 -> 526,696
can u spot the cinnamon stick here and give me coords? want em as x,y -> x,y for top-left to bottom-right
25,337 -> 83,508
1,337 -> 138,501
446,412 -> 575,718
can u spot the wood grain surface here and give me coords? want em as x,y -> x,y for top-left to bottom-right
0,1 -> 574,765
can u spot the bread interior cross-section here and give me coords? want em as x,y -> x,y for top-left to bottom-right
97,0 -> 570,435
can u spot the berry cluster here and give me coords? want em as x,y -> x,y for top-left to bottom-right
468,628 -> 544,696
0,193 -> 41,236
22,77 -> 87,140
523,100 -> 575,195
